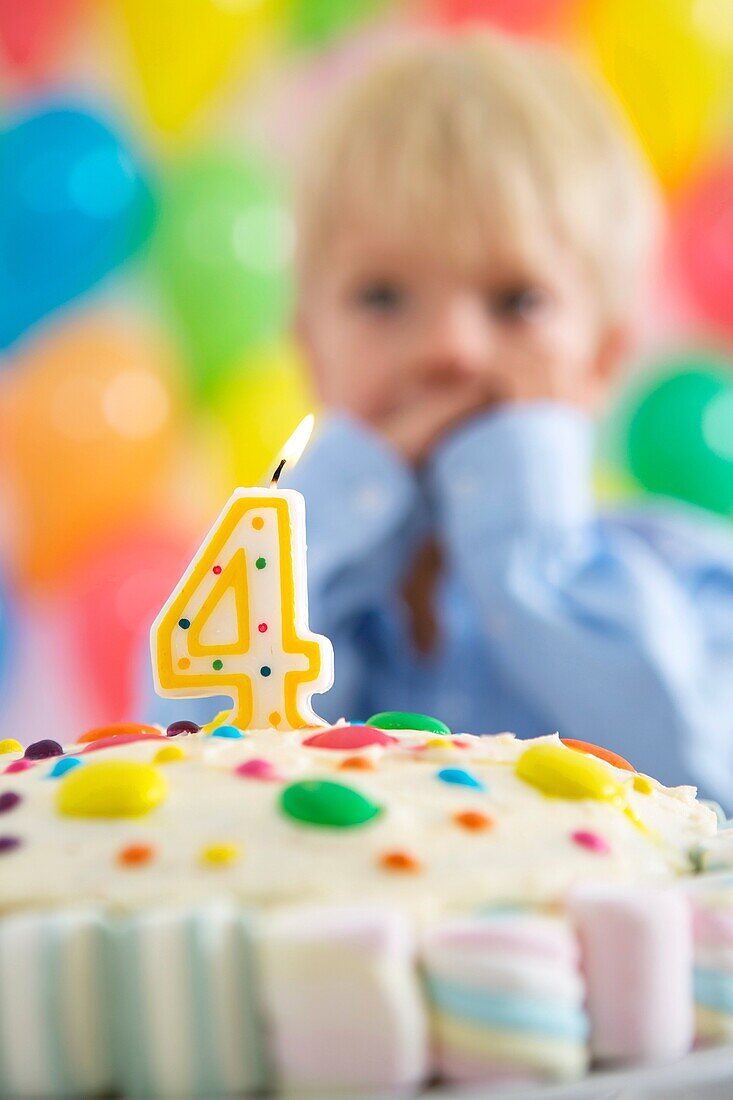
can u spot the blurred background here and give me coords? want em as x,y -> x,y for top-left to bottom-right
0,0 -> 731,741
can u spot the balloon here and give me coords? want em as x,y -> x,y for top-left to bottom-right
0,315 -> 180,588
115,0 -> 283,136
585,0 -> 733,189
0,105 -> 155,349
673,158 -> 733,338
0,0 -> 83,80
625,354 -> 733,515
66,528 -> 195,722
210,340 -> 314,489
0,577 -> 12,693
289,0 -> 385,47
152,150 -> 291,398
426,0 -> 567,34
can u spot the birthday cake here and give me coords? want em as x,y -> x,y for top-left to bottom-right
0,714 -> 724,1097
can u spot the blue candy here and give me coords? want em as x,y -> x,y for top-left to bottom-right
211,725 -> 244,740
436,767 -> 485,791
47,757 -> 83,779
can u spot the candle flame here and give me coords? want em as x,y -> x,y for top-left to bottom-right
270,414 -> 315,485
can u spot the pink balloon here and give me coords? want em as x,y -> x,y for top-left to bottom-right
66,530 -> 194,724
427,0 -> 567,34
674,159 -> 733,337
0,0 -> 82,80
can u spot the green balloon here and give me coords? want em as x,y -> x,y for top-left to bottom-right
152,150 -> 291,397
290,0 -> 386,47
626,355 -> 733,515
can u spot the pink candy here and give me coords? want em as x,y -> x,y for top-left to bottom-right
572,830 -> 610,855
236,758 -> 280,781
4,760 -> 34,774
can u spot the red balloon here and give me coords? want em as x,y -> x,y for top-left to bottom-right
0,0 -> 82,79
427,0 -> 566,34
66,530 -> 195,724
674,159 -> 733,338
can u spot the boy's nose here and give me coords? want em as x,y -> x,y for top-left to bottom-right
416,299 -> 491,381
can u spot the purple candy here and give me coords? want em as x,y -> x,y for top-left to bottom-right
166,720 -> 201,738
0,792 -> 20,814
0,836 -> 20,853
25,739 -> 64,760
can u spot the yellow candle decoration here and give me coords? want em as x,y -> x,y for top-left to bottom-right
151,417 -> 334,730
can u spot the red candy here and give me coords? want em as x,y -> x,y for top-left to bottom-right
235,759 -> 279,781
302,725 -> 398,750
80,734 -> 168,754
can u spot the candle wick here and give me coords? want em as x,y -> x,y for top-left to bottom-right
270,458 -> 287,487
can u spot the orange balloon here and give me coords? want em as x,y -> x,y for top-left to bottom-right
0,315 -> 180,588
561,737 -> 635,772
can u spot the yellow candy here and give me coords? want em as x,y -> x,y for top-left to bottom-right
57,762 -> 168,818
0,739 -> 22,754
202,843 -> 240,866
154,745 -> 185,764
516,743 -> 626,807
633,775 -> 655,796
425,739 -> 456,750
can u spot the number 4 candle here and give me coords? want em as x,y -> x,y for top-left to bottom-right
151,416 -> 334,730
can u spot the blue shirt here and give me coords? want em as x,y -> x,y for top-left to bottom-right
143,403 -> 733,806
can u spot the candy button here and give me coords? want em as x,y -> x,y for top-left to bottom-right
48,757 -> 82,779
25,739 -> 63,760
77,723 -> 162,745
166,720 -> 200,737
154,745 -> 185,764
0,792 -> 21,814
0,836 -> 21,854
516,743 -> 625,807
436,767 -> 485,790
379,850 -> 421,873
303,726 -> 397,750
367,711 -> 450,735
560,738 -> 634,772
211,725 -> 244,739
0,739 -> 22,754
58,762 -> 168,818
5,760 -> 34,774
454,810 -> 493,831
571,830 -> 610,855
202,843 -> 240,866
81,734 -> 168,754
118,844 -> 155,867
280,780 -> 382,828
235,759 -> 279,780
339,756 -> 375,771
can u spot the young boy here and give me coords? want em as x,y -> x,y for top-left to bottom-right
152,33 -> 733,803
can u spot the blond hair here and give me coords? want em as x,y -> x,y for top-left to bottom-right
294,32 -> 660,324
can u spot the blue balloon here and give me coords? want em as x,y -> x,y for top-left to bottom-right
0,580 -> 12,691
0,105 -> 155,349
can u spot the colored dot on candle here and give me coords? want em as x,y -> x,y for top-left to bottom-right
178,658 -> 191,670
260,665 -> 272,677
213,659 -> 223,671
178,618 -> 190,630
212,565 -> 222,575
269,711 -> 281,726
258,622 -> 268,633
252,516 -> 264,530
256,557 -> 266,570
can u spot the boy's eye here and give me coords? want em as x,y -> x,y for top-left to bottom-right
490,285 -> 549,321
354,281 -> 406,313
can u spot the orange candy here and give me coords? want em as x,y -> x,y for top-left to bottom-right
379,850 -> 421,873
118,843 -> 155,867
338,756 -> 374,771
560,738 -> 634,772
454,810 -> 494,832
78,723 -> 162,744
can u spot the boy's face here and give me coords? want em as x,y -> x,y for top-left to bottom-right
298,221 -> 626,463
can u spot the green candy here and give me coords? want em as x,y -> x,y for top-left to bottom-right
366,710 -> 451,736
280,780 -> 382,828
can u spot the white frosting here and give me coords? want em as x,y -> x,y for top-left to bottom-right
0,728 -> 717,920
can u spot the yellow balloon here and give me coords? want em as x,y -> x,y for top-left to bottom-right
115,0 -> 285,136
211,341 -> 315,489
585,0 -> 733,188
